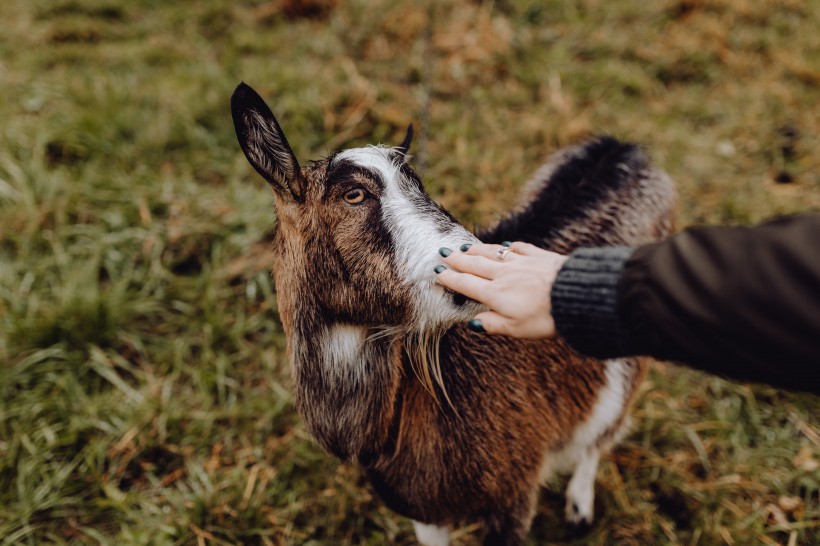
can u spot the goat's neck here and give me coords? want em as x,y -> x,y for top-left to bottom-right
288,315 -> 403,462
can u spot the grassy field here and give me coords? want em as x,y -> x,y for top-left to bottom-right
1,0 -> 819,544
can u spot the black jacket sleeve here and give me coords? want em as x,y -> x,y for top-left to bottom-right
551,213 -> 820,393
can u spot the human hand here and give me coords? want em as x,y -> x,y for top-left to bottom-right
435,242 -> 569,339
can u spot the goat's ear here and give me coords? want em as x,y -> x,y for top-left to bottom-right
231,82 -> 303,201
396,123 -> 413,158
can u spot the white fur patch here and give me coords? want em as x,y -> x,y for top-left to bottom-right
540,358 -> 631,479
320,323 -> 368,381
565,448 -> 600,524
536,358 -> 633,525
413,521 -> 450,546
335,146 -> 481,330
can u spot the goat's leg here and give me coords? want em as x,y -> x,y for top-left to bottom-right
481,493 -> 536,546
564,447 -> 601,525
413,521 -> 449,546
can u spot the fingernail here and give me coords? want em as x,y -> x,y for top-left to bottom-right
501,241 -> 512,247
434,264 -> 447,274
459,243 -> 472,252
467,319 -> 485,333
438,247 -> 452,257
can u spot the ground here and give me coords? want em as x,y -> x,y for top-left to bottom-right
0,0 -> 818,544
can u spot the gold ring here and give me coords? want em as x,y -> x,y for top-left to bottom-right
496,247 -> 512,262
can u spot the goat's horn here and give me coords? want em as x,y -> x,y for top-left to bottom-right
397,123 -> 414,156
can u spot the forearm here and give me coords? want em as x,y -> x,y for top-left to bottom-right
552,214 -> 820,393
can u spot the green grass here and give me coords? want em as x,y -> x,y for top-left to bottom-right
1,0 -> 818,544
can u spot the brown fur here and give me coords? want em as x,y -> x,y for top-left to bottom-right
369,333 -> 608,517
231,83 -> 676,545
271,160 -> 415,333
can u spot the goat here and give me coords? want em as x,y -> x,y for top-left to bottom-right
230,82 -> 676,545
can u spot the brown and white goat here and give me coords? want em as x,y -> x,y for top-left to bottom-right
231,82 -> 676,545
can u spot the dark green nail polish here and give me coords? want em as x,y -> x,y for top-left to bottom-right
434,264 -> 446,274
460,243 -> 472,252
501,241 -> 512,247
438,247 -> 452,257
467,319 -> 485,333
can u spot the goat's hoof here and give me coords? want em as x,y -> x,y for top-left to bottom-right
565,499 -> 594,527
566,519 -> 593,539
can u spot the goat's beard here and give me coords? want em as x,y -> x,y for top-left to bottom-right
395,287 -> 487,406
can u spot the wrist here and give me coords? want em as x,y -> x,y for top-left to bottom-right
550,247 -> 635,358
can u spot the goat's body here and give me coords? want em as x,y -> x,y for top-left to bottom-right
286,138 -> 673,543
231,84 -> 676,545
366,334 -> 644,539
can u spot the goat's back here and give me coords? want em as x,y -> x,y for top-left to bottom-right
481,136 -> 677,250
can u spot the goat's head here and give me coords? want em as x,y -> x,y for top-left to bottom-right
231,83 -> 481,333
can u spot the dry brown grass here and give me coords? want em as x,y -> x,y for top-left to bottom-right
1,0 -> 818,544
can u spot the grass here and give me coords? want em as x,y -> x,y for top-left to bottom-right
0,0 -> 818,544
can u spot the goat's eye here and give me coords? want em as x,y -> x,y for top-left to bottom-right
343,188 -> 367,205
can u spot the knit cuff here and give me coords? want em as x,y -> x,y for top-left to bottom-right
551,247 -> 635,359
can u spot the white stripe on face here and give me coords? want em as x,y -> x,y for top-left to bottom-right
335,146 -> 482,330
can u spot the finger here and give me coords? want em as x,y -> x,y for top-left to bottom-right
435,267 -> 495,305
462,242 -> 520,262
441,251 -> 502,280
508,241 -> 545,257
470,312 -> 557,339
466,311 -> 513,336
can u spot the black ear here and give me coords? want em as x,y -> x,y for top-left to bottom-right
397,123 -> 413,157
231,82 -> 303,201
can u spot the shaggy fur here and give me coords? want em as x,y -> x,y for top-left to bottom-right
231,82 -> 676,545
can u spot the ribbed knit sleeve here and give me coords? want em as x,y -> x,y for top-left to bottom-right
551,214 -> 820,394
550,247 -> 635,359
